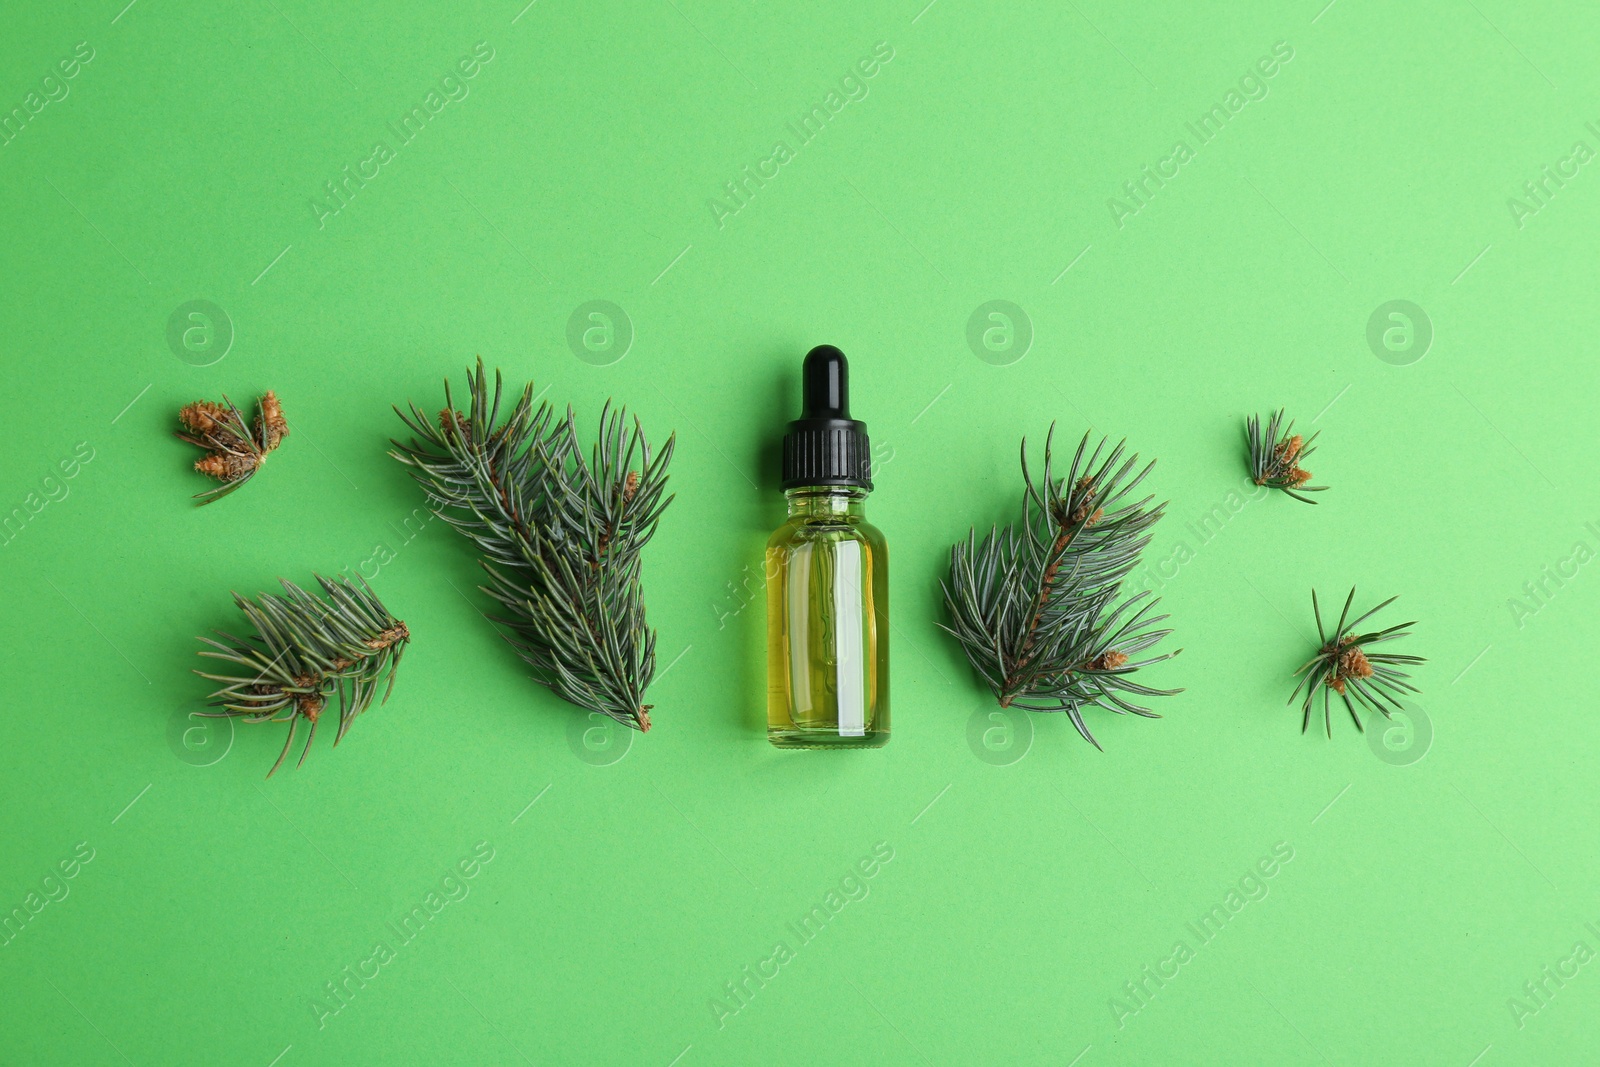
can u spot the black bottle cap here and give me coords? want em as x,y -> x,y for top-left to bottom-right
782,345 -> 873,490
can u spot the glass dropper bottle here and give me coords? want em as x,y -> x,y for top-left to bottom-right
765,345 -> 890,748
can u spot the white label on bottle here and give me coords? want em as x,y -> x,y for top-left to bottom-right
833,541 -> 866,736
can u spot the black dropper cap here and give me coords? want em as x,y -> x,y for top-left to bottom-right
782,345 -> 872,490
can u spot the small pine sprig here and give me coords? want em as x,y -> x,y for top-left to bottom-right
940,426 -> 1181,747
194,574 -> 409,776
391,359 -> 675,733
1247,409 -> 1324,503
1289,588 -> 1424,738
176,391 -> 290,505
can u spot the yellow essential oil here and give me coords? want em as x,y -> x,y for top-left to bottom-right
766,346 -> 889,748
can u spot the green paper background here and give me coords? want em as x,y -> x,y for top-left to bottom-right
2,0 -> 1596,1063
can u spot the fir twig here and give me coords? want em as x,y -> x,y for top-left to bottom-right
390,359 -> 675,732
940,426 -> 1181,747
194,574 -> 410,776
1289,588 -> 1425,738
176,391 -> 290,505
1247,408 -> 1325,503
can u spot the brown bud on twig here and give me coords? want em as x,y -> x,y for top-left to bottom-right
256,390 -> 289,452
439,408 -> 471,443
1337,646 -> 1373,681
195,451 -> 260,481
367,622 -> 411,651
295,693 -> 326,722
179,400 -> 231,436
1068,476 -> 1100,525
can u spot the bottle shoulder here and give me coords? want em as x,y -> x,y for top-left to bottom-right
767,513 -> 887,551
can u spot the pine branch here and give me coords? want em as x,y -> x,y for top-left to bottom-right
1289,587 -> 1425,738
194,574 -> 410,776
1247,408 -> 1325,503
390,359 -> 675,732
176,391 -> 290,505
940,426 -> 1181,747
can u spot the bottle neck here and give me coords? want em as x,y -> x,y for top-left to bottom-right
785,486 -> 868,518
